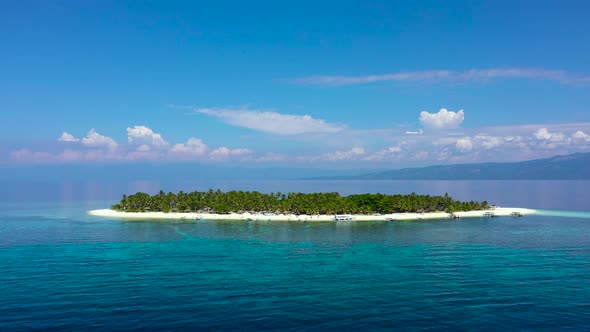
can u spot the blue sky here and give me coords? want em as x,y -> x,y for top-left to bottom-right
2,0 -> 590,168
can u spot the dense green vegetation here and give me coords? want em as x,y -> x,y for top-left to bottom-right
113,190 -> 489,214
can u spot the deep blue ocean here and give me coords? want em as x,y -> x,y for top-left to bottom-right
1,180 -> 589,331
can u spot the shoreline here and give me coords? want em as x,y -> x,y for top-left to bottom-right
88,207 -> 536,222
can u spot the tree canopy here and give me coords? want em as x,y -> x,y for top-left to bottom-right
112,190 -> 489,214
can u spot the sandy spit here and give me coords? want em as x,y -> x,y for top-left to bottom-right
88,207 -> 537,222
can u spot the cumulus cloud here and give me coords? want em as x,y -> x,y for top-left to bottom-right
419,108 -> 465,129
455,137 -> 473,152
475,135 -> 505,150
13,125 -> 261,164
11,121 -> 590,166
196,107 -> 345,135
363,145 -> 402,161
431,134 -> 517,156
533,128 -> 571,149
321,147 -> 365,161
81,129 -> 118,150
169,138 -> 209,158
534,128 -> 552,140
572,130 -> 590,143
450,134 -> 525,154
58,132 -> 80,142
136,144 -> 151,152
209,147 -> 253,160
446,127 -> 590,156
127,126 -> 169,149
295,68 -> 590,86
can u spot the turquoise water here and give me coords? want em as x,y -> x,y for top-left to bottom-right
1,181 -> 590,330
536,209 -> 590,219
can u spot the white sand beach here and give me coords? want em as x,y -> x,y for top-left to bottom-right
88,207 -> 536,222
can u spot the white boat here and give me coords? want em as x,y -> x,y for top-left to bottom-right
334,215 -> 353,221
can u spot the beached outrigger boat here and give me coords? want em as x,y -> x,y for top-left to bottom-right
334,215 -> 353,221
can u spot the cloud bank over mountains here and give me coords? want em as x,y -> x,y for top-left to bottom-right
5,103 -> 590,166
8,118 -> 590,165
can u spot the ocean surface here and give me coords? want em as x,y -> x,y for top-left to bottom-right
1,180 -> 589,331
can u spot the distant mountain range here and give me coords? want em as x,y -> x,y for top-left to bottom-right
312,152 -> 590,180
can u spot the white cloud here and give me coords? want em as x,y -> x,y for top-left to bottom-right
196,107 -> 345,135
295,68 -> 590,86
419,108 -> 465,129
363,145 -> 402,161
209,147 -> 235,160
12,121 -> 590,166
169,138 -> 209,158
455,137 -> 473,152
572,130 -> 590,143
448,127 -> 590,155
450,134 -> 530,154
127,126 -> 169,149
209,147 -> 253,160
434,135 -> 513,154
81,129 -> 118,150
321,147 -> 365,161
475,135 -> 505,150
534,128 -> 552,140
136,144 -> 151,152
534,128 -> 570,149
405,129 -> 423,135
229,148 -> 253,156
58,132 -> 80,142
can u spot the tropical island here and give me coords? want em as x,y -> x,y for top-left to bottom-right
89,190 -> 536,221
